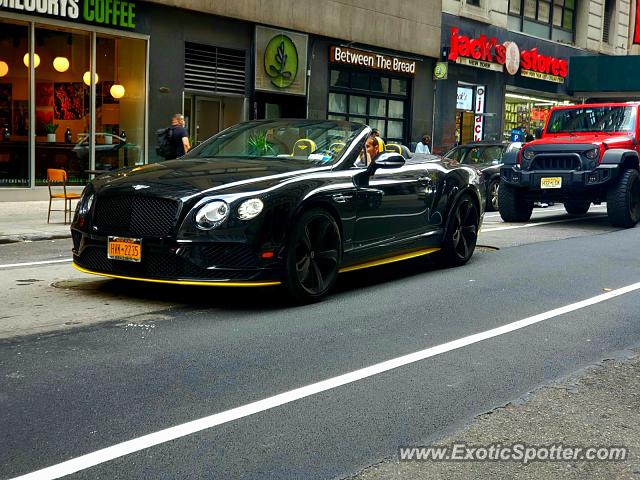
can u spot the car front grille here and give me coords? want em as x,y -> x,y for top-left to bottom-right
197,244 -> 260,268
75,245 -> 255,281
530,156 -> 581,171
93,196 -> 179,237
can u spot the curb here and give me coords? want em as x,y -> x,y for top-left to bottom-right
0,233 -> 72,244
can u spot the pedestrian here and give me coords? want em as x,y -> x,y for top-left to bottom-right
166,113 -> 191,159
371,128 -> 380,138
414,134 -> 431,154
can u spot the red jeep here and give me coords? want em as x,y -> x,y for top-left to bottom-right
499,102 -> 640,227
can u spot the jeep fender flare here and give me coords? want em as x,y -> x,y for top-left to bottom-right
501,150 -> 519,166
600,149 -> 640,171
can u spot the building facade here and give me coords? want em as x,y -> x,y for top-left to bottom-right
434,0 -> 633,153
0,0 -> 441,200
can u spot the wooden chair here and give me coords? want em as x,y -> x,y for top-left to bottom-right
47,169 -> 81,224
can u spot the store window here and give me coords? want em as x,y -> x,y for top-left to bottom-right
0,19 -> 146,188
327,68 -> 409,144
508,0 -> 575,42
34,26 -> 91,186
503,92 -> 574,140
94,35 -> 145,171
0,21 -> 30,187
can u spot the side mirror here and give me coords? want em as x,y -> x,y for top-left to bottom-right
373,152 -> 405,169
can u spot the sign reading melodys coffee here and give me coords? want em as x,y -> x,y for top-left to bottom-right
447,27 -> 568,83
330,46 -> 416,76
1,0 -> 137,29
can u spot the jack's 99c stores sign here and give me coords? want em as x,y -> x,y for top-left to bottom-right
447,27 -> 568,83
1,0 -> 137,29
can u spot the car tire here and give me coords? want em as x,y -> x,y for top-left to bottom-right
564,201 -> 590,215
606,169 -> 640,228
498,181 -> 533,222
438,194 -> 479,267
283,208 -> 341,303
486,179 -> 499,212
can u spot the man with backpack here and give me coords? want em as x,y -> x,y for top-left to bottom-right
156,114 -> 191,160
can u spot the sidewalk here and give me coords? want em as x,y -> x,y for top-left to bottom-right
351,348 -> 640,480
0,201 -> 73,243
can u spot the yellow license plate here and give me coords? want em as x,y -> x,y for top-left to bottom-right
541,177 -> 562,189
107,237 -> 142,262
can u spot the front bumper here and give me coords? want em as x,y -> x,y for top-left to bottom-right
501,164 -> 618,191
71,229 -> 283,286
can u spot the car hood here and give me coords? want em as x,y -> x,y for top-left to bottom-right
529,133 -> 635,149
91,157 -> 330,200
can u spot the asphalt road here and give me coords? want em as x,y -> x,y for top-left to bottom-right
1,205 -> 639,479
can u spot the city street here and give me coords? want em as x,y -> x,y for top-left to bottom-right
1,205 -> 639,479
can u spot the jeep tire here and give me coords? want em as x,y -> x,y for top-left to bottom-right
498,181 -> 533,222
606,169 -> 640,228
564,201 -> 590,215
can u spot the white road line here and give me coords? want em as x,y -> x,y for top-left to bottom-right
12,281 -> 640,480
481,214 -> 608,232
0,259 -> 72,269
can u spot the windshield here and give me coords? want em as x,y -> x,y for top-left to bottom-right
546,106 -> 636,134
186,120 -> 365,165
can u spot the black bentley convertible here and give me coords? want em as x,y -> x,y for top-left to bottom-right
72,120 -> 484,301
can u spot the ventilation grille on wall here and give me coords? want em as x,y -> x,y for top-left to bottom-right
184,42 -> 246,95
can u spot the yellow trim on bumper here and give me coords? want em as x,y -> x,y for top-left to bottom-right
338,247 -> 441,273
72,263 -> 282,287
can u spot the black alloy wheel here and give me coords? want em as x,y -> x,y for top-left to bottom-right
607,169 -> 640,228
285,209 -> 341,302
439,194 -> 479,267
487,179 -> 499,211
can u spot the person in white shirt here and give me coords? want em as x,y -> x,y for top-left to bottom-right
414,134 -> 431,154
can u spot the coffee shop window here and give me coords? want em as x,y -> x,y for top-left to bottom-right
94,35 -> 145,173
0,20 -> 30,187
34,26 -> 91,186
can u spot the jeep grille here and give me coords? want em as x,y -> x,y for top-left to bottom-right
530,155 -> 581,171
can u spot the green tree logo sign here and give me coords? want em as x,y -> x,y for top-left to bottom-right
264,34 -> 299,89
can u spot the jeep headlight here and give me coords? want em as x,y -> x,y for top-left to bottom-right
585,147 -> 599,160
237,198 -> 264,220
195,201 -> 229,230
522,149 -> 535,160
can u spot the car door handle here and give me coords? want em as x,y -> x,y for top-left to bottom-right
332,194 -> 353,204
418,176 -> 431,185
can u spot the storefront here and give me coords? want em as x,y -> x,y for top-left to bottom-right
0,4 -> 149,194
306,39 -> 435,147
434,14 -> 589,153
0,2 -> 255,198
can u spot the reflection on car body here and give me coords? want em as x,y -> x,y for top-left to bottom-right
72,119 -> 484,302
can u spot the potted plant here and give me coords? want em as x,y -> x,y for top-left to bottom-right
248,131 -> 275,156
45,122 -> 59,143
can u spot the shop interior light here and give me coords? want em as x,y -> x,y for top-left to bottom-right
53,56 -> 70,73
505,93 -> 571,105
110,83 -> 125,99
23,53 -> 40,68
83,71 -> 99,86
0,61 -> 8,77
109,40 -> 125,99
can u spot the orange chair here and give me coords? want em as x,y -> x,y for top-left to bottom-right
47,169 -> 81,224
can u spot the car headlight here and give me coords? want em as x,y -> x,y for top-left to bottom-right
522,149 -> 535,160
195,201 -> 229,230
585,147 -> 599,160
237,198 -> 264,220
